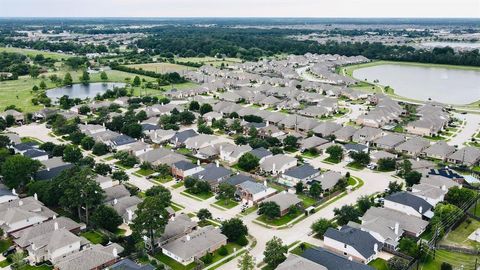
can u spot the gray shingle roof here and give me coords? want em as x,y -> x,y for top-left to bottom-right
325,226 -> 381,259
283,164 -> 319,180
301,247 -> 374,270
385,192 -> 432,214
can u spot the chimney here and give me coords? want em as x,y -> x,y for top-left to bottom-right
113,248 -> 118,258
154,132 -> 158,139
127,209 -> 133,221
31,243 -> 36,250
197,159 -> 200,166
34,193 -> 38,200
394,222 -> 399,235
113,198 -> 118,205
12,188 -> 17,195
47,167 -> 50,171
103,122 -> 105,127
419,206 -> 423,214
348,256 -> 353,261
272,163 -> 276,173
441,185 -> 446,191
374,243 -> 378,252
186,234 -> 191,241
54,222 -> 59,231
263,180 -> 267,187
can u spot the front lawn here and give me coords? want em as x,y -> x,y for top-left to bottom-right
256,211 -> 303,226
114,161 -> 133,169
170,202 -> 185,212
323,157 -> 341,164
135,168 -> 155,176
182,190 -> 214,200
172,181 -> 184,189
346,162 -> 365,170
0,238 -> 13,253
80,231 -> 107,244
290,242 -> 316,255
200,242 -> 243,266
347,177 -> 357,186
297,194 -> 317,208
176,147 -> 192,155
153,252 -> 196,270
301,150 -> 320,159
368,258 -> 389,270
213,199 -> 239,209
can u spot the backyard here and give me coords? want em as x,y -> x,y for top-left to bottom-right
440,217 -> 480,249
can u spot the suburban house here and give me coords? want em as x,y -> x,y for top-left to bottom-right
373,134 -> 406,150
170,129 -> 198,148
55,243 -> 124,270
421,141 -> 456,161
333,126 -> 358,142
410,183 -> 447,206
277,254 -> 327,270
262,192 -> 302,216
124,141 -> 153,156
153,214 -> 198,247
352,127 -> 383,145
299,136 -> 329,152
394,137 -> 431,157
171,160 -> 204,180
1,109 -> 25,123
161,226 -> 227,265
384,192 -> 434,219
249,147 -> 273,163
219,143 -> 252,164
236,180 -> 277,206
191,163 -> 233,188
447,146 -> 480,166
310,171 -> 343,191
147,129 -> 176,144
110,259 -> 155,270
280,164 -> 320,187
300,247 -> 374,270
260,154 -> 297,174
23,148 -> 49,161
370,151 -> 396,166
138,148 -> 188,166
324,226 -> 382,264
78,124 -> 107,136
184,134 -> 222,151
110,196 -> 143,224
0,184 -> 18,204
35,157 -> 74,181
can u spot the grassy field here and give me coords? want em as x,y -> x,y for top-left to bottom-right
0,238 -> 12,253
126,62 -> 196,74
80,230 -> 106,244
256,210 -> 303,226
0,46 -> 72,60
175,56 -> 242,67
368,258 -> 389,270
154,252 -> 196,270
440,218 -> 480,249
420,250 -> 478,270
213,198 -> 239,209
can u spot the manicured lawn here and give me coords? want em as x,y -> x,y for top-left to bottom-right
256,211 -> 303,226
346,162 -> 365,170
172,181 -> 184,189
267,182 -> 286,192
182,190 -> 214,200
176,147 -> 192,155
420,250 -> 478,270
201,242 -> 243,266
154,175 -> 173,183
468,199 -> 479,216
170,202 -> 185,211
0,260 -> 10,267
423,135 -> 447,141
213,199 -> 239,209
240,205 -> 258,216
198,219 -> 221,228
301,151 -> 320,158
297,194 -> 317,208
80,231 -> 106,244
0,238 -> 12,253
0,46 -> 71,60
347,177 -> 357,186
323,157 -> 341,164
440,218 -> 480,249
153,252 -> 196,270
290,242 -> 316,255
126,62 -> 195,74
135,168 -> 155,176
368,258 -> 389,270
114,161 -> 133,169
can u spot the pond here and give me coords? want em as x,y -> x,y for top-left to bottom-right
352,64 -> 480,105
420,41 -> 480,50
46,82 -> 126,100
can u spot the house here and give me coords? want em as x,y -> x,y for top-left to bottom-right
260,154 -> 297,174
35,157 -> 74,181
0,196 -> 57,233
153,214 -> 198,247
161,226 -> 227,265
95,175 -> 117,190
411,183 -> 447,206
301,247 -> 374,270
78,124 -> 106,136
26,228 -> 85,264
333,126 -> 357,142
236,180 -> 277,206
262,192 -> 302,216
299,136 -> 329,152
138,148 -> 188,166
124,141 -> 153,156
343,143 -> 368,155
357,207 -> 428,250
447,147 -> 480,166
0,184 -> 18,204
110,259 -> 155,270
280,164 -> 320,187
2,133 -> 21,145
422,141 -> 456,161
249,147 -> 273,163
23,148 -> 49,161
395,137 -> 430,157
104,185 -> 131,203
170,129 -> 198,147
111,196 -> 142,224
55,243 -> 124,270
12,141 -> 38,154
222,174 -> 255,187
370,151 -> 396,165
147,129 -> 176,144
258,125 -> 285,138
33,108 -> 58,121
12,216 -> 84,249
1,109 -> 24,123
373,134 -> 405,150
310,171 -> 343,191
191,163 -> 232,187
219,143 -> 252,164
185,134 -> 221,151
324,226 -> 382,264
384,192 -> 433,219
171,160 -> 204,180
110,135 -> 137,151
352,127 -> 383,145
277,254 -> 327,270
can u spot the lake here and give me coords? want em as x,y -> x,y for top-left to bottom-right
353,64 -> 480,104
420,41 -> 480,49
47,82 -> 126,100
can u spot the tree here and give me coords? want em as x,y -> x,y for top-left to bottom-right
311,218 -> 335,237
100,71 -> 108,81
378,158 -> 396,171
405,171 -> 422,187
63,145 -> 83,163
440,262 -> 453,270
178,111 -> 196,125
333,205 -> 361,226
295,182 -> 304,194
198,124 -> 213,134
357,195 -> 373,214
248,126 -> 258,137
430,203 -> 463,235
258,201 -> 281,220
349,151 -> 370,167
112,170 -> 129,182
230,119 -> 243,133
326,145 -> 343,162
197,208 -> 212,221
398,238 -> 419,257
387,257 -> 409,270
397,159 -> 412,177
283,135 -> 298,149
80,70 -> 90,83
237,252 -> 255,270
217,183 -> 236,203
189,101 -> 200,111
132,76 -> 141,86
39,80 -> 47,89
131,196 -> 169,252
91,205 -> 122,232
92,142 -> 109,156
5,115 -> 15,127
63,72 -> 73,85
388,181 -> 403,194
1,155 -> 41,189
78,105 -> 91,115
80,136 -> 95,150
445,186 -> 477,208
145,186 -> 171,205
199,103 -> 213,115
263,236 -> 288,269
237,153 -> 260,172
221,218 -> 248,242
309,182 -> 323,199
122,123 -> 143,138
94,163 -> 112,176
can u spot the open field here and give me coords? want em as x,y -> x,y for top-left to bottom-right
420,250 -> 478,270
176,56 -> 242,67
0,46 -> 72,60
440,217 -> 480,249
126,62 -> 196,74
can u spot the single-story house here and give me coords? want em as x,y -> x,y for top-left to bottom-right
260,154 -> 297,175
262,192 -> 302,216
280,164 -> 320,187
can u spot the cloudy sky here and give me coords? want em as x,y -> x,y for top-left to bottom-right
1,0 -> 479,18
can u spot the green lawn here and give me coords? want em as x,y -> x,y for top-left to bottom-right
290,242 -> 316,255
297,194 -> 317,208
346,162 -> 365,170
0,46 -> 72,60
182,190 -> 214,200
468,199 -> 479,216
18,265 -> 53,270
368,258 -> 389,270
135,168 -> 155,176
256,211 -> 303,226
347,177 -> 357,186
153,252 -> 196,270
113,228 -> 126,236
201,242 -> 243,266
0,238 -> 13,253
176,147 -> 193,155
0,260 -> 10,267
440,218 -> 480,249
213,199 -> 239,209
323,157 -> 341,164
240,205 -> 258,216
126,62 -> 194,74
80,231 -> 106,244
170,202 -> 185,211
172,181 -> 184,189
420,250 -> 478,270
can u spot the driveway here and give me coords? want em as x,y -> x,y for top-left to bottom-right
7,123 -> 63,144
448,112 -> 480,146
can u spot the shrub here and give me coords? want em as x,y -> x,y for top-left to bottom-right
218,245 -> 229,256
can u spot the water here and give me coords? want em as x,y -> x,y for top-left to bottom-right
353,64 -> 480,104
46,82 -> 126,100
421,41 -> 480,49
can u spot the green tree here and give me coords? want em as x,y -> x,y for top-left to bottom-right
283,135 -> 298,149
398,238 -> 419,257
1,155 -> 41,189
263,236 -> 288,269
445,186 -> 477,208
80,136 -> 95,150
189,101 -> 200,111
197,208 -> 212,221
333,205 -> 361,225
295,182 -> 304,194
248,126 -> 258,137
78,105 -> 91,115
200,103 -> 213,115
357,195 -> 373,214
430,203 -> 463,235
63,72 -> 73,85
92,142 -> 109,156
131,196 -> 169,252
258,201 -> 281,220
388,257 -> 409,270
39,80 -> 47,89
221,218 -> 248,242
237,252 -> 255,270
237,153 -> 260,172
309,182 -> 323,199
132,76 -> 141,86
405,171 -> 422,187
80,70 -> 90,83
63,145 -> 83,163
112,170 -> 129,182
397,159 -> 412,177
377,158 -> 396,171
91,205 -> 122,232
230,119 -> 243,133
349,151 -> 370,167
94,163 -> 112,176
100,71 -> 108,81
388,181 -> 403,194
326,145 -> 343,162
217,183 -> 236,203
145,186 -> 172,205
311,218 -> 335,238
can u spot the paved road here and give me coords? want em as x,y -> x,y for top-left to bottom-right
8,123 -> 63,144
448,112 -> 480,146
